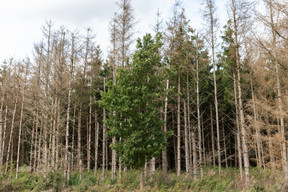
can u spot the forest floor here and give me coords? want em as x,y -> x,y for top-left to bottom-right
0,166 -> 287,191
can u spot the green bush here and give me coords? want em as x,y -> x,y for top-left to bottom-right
43,170 -> 66,191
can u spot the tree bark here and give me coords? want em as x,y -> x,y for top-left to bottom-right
268,0 -> 288,178
250,76 -> 262,168
140,166 -> 145,190
184,101 -> 189,174
196,39 -> 203,178
102,77 -> 106,181
233,72 -> 243,179
78,104 -> 82,180
5,93 -> 18,173
0,97 -> 4,169
162,78 -> 169,179
176,71 -> 181,176
94,111 -> 99,176
210,105 -> 215,166
16,65 -> 27,179
232,0 -> 249,184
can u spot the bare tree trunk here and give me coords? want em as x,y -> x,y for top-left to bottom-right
78,104 -> 82,180
250,76 -> 262,168
150,157 -> 156,179
261,142 -> 265,169
210,105 -> 215,166
192,126 -> 197,180
267,117 -> 275,168
71,104 -> 76,169
233,72 -> 243,179
196,40 -> 203,178
162,79 -> 169,179
1,102 -> 8,167
30,115 -> 36,172
268,0 -> 288,178
187,79 -> 193,176
51,98 -> 57,169
16,69 -> 27,179
56,99 -> 61,169
111,19 -> 117,180
231,0 -> 249,184
87,91 -> 92,171
65,48 -> 73,176
205,0 -> 221,177
184,101 -> 189,174
140,166 -> 145,190
37,121 -> 43,170
0,97 -> 4,169
94,111 -> 99,176
202,119 -> 206,167
5,93 -> 18,173
33,111 -> 39,172
102,77 -> 106,181
176,71 -> 181,176
65,84 -> 72,177
222,121 -> 228,168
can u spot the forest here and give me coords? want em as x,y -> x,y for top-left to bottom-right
1,0 -> 288,191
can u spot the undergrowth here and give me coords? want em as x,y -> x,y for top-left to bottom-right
0,166 -> 286,191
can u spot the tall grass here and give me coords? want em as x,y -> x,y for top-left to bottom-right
0,166 -> 286,191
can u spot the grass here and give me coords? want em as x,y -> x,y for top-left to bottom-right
0,166 -> 286,191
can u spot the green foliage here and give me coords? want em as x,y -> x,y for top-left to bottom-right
100,33 -> 172,169
69,171 -> 97,191
0,167 -> 286,191
43,170 -> 66,191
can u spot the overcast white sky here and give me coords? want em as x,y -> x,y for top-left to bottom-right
0,0 -> 228,62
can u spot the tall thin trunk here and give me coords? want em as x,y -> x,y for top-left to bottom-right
233,72 -> 243,179
202,119 -> 206,167
196,40 -> 203,178
87,91 -> 92,171
71,103 -> 76,168
65,83 -> 72,176
51,98 -> 57,169
111,19 -> 117,180
0,97 -> 4,169
184,101 -> 189,174
192,125 -> 197,180
210,105 -> 215,166
16,71 -> 27,179
1,102 -> 8,166
267,117 -> 275,168
268,0 -> 288,178
30,115 -> 36,172
5,93 -> 18,173
78,104 -> 82,180
232,0 -> 249,184
94,111 -> 99,176
162,79 -> 169,179
250,77 -> 262,168
176,71 -> 181,176
102,77 -> 106,181
37,121 -> 43,169
65,51 -> 73,176
222,121 -> 228,168
187,78 -> 193,176
33,111 -> 39,171
206,0 -> 221,177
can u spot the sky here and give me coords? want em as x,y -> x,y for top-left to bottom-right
0,0 -> 228,63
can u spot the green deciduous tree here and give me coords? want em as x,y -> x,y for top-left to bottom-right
100,33 -> 171,190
